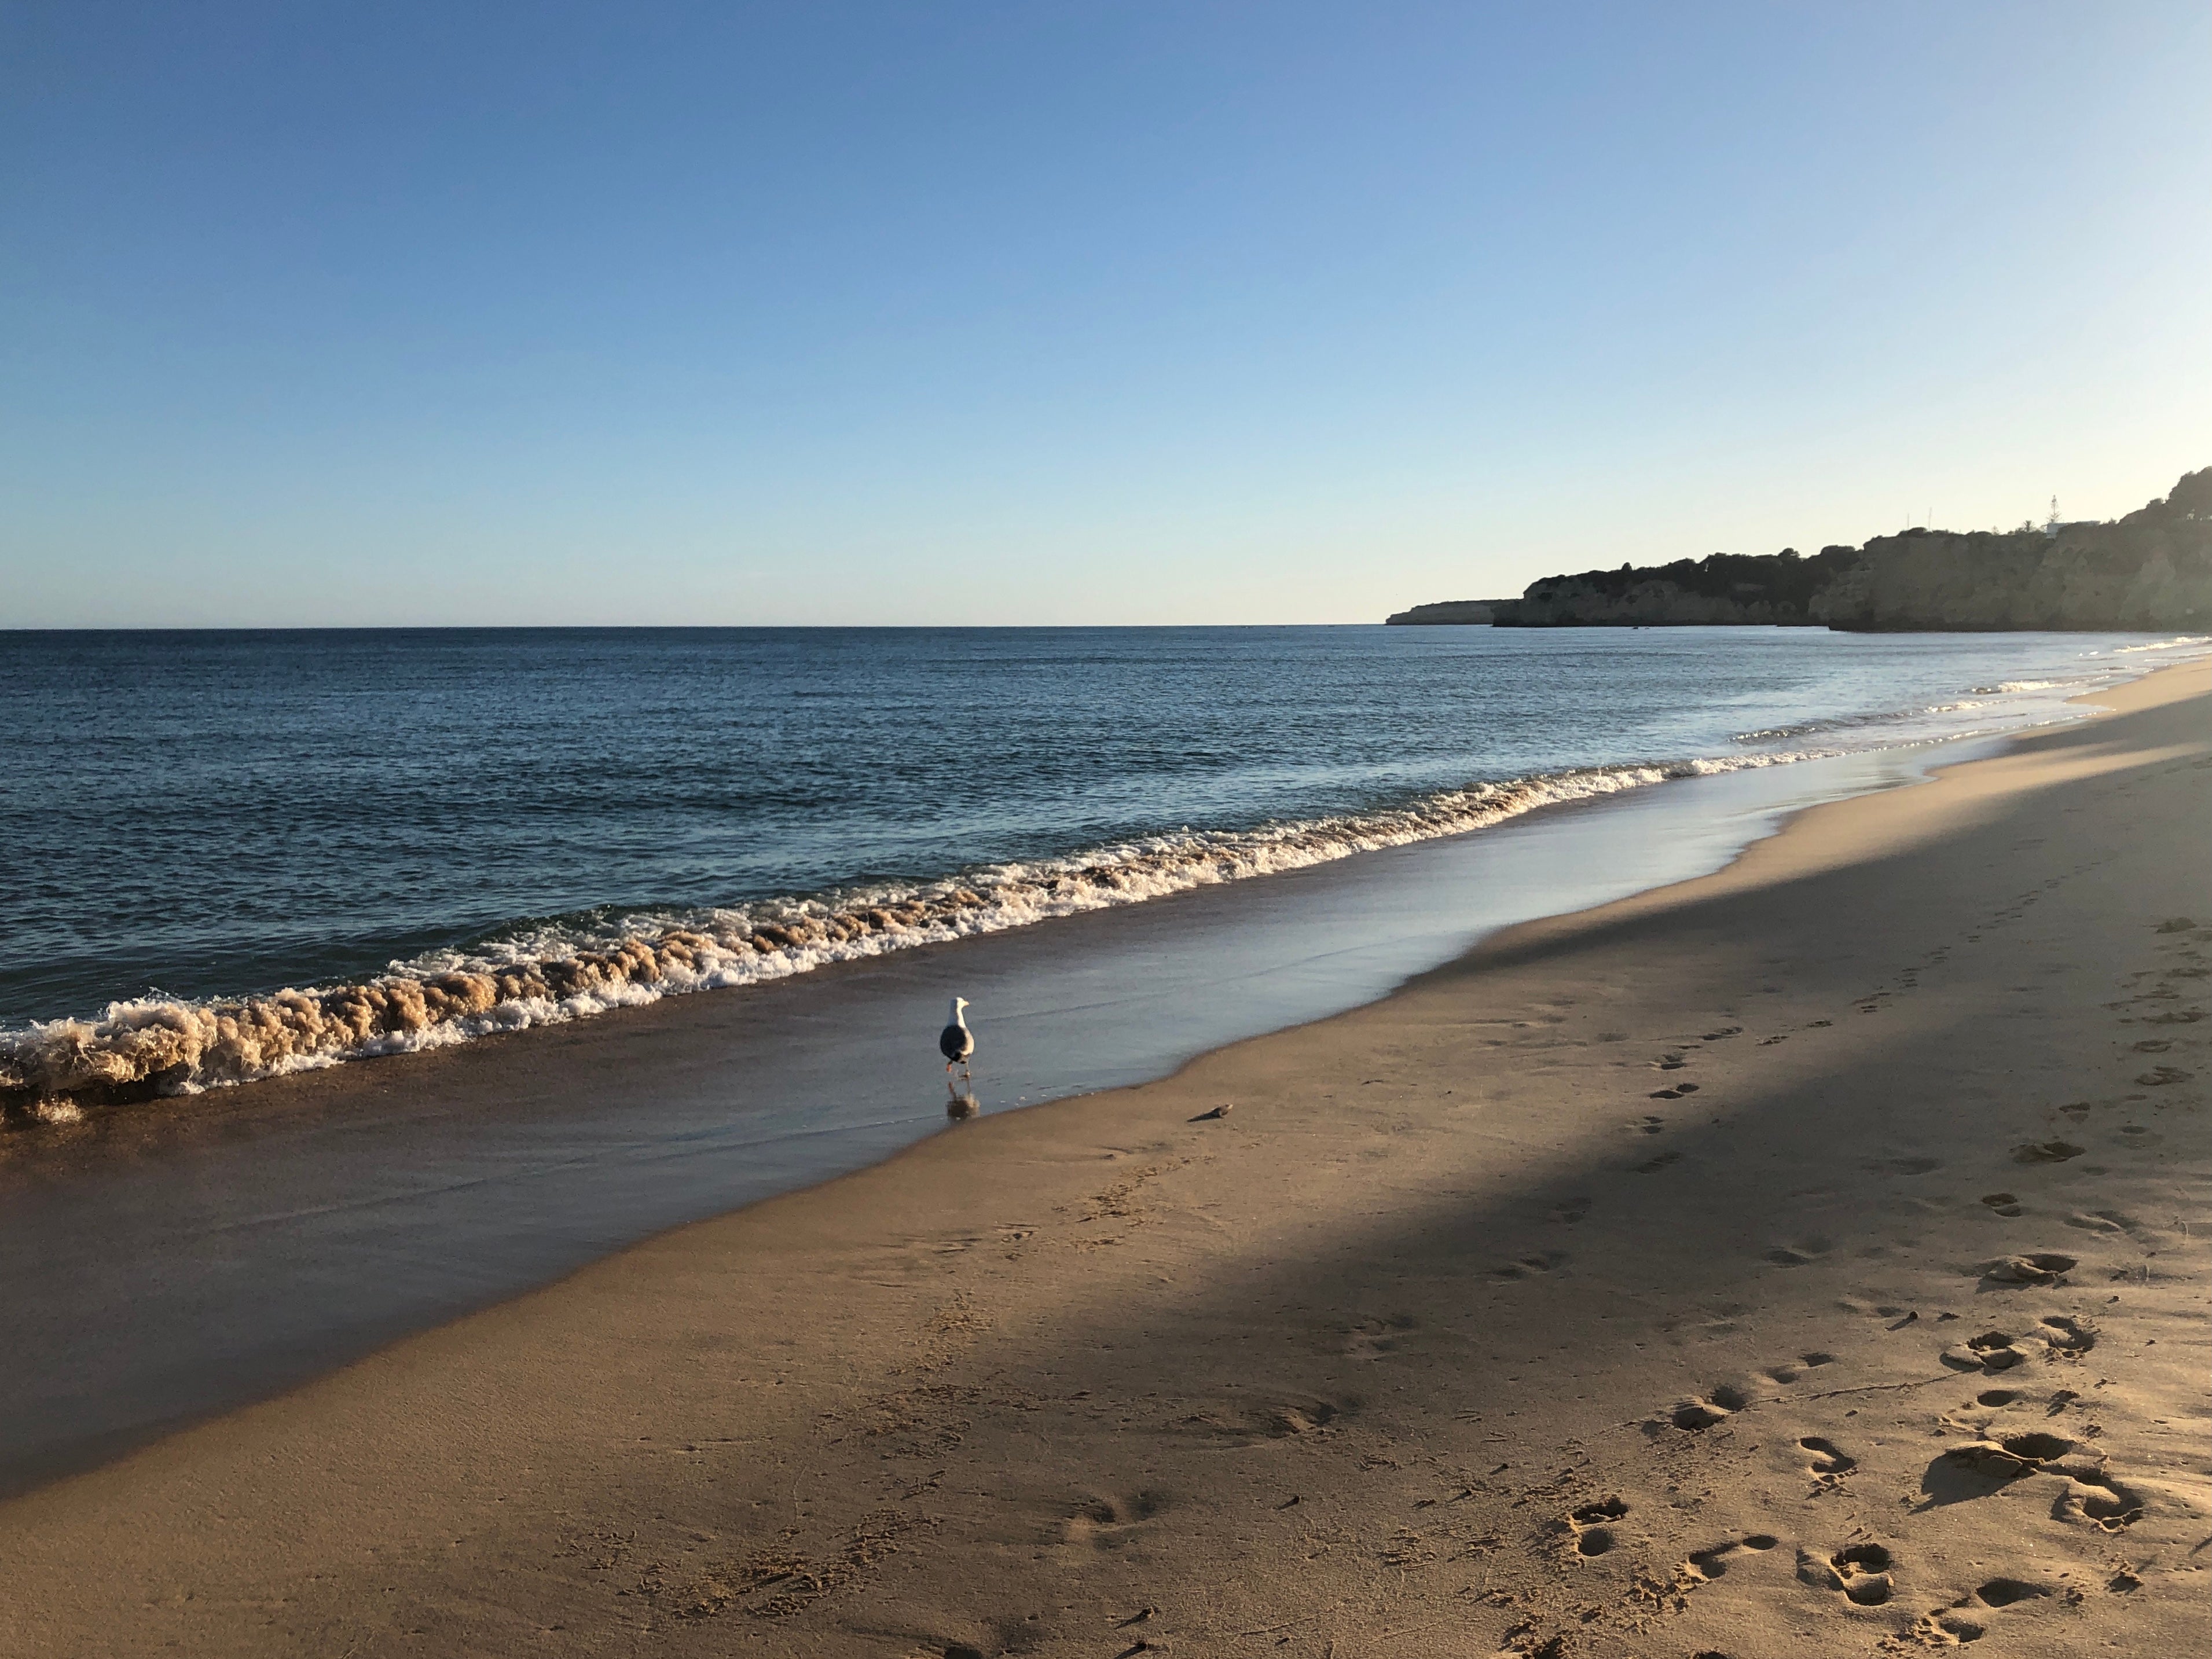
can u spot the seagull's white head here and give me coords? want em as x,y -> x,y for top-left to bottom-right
949,996 -> 970,1025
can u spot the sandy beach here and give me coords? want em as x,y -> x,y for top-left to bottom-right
4,662 -> 2204,1658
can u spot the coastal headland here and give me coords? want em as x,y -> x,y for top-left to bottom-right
2,664 -> 2205,1657
1389,465 -> 2211,630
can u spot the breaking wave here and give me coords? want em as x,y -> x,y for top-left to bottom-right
1732,699 -> 1993,743
2,750 -> 1821,1120
2108,635 -> 2211,653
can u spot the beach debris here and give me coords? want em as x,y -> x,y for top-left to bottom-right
2154,916 -> 2197,932
1191,1103 -> 1233,1121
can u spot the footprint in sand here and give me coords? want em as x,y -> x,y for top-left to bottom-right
1867,1155 -> 1943,1176
2053,1471 -> 2145,1532
2012,1139 -> 2087,1164
2038,1315 -> 2097,1358
1495,1251 -> 1567,1280
1975,1252 -> 2077,1287
1979,1191 -> 2024,1217
1564,1495 -> 1627,1558
1761,1352 -> 1835,1384
1800,1436 -> 1858,1481
1341,1315 -> 1419,1359
1905,1609 -> 1986,1646
1762,1238 -> 1833,1268
1063,1489 -> 1173,1551
1800,1540 -> 1895,1606
1634,1149 -> 1683,1174
1654,1053 -> 1689,1071
1973,1576 -> 2057,1608
1667,1383 -> 1752,1430
1700,1026 -> 1743,1041
1930,1431 -> 2077,1495
1550,1198 -> 1591,1224
1648,1082 -> 1700,1100
1941,1330 -> 2034,1373
1683,1533 -> 1778,1583
1179,1396 -> 1349,1445
2063,1209 -> 2137,1236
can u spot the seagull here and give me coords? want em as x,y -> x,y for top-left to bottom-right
939,996 -> 975,1081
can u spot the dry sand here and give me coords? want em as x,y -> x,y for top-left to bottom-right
4,663 -> 2206,1658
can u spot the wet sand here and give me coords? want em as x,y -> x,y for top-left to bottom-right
3,662 -> 2206,1657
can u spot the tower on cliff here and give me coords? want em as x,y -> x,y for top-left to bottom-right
2045,496 -> 2060,538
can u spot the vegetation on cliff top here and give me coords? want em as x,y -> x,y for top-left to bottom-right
1388,466 -> 2209,631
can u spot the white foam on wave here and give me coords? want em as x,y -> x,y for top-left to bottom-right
2107,634 -> 2212,654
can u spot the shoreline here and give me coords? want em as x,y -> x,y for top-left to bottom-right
0,704 -> 2106,1499
2,660 -> 2204,1655
9,630 -> 2198,1115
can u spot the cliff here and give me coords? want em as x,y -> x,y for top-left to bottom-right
1384,599 -> 1512,625
1404,466 -> 2211,632
1811,505 -> 2212,632
1492,546 -> 1860,627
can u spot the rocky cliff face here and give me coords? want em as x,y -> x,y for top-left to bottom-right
1435,466 -> 2212,632
1810,513 -> 2211,632
1490,546 -> 1859,627
1384,599 -> 1509,624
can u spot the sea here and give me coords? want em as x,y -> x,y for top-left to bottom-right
2,623 -> 2207,1492
3,624 -> 2206,1106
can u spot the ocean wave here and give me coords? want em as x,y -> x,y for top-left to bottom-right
0,748 -> 1828,1120
2107,634 -> 2212,654
1730,697 -> 2002,743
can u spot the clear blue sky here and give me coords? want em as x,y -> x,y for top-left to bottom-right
3,2 -> 2207,626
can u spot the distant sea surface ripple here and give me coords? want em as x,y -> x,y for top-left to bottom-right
2,626 -> 2203,1109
